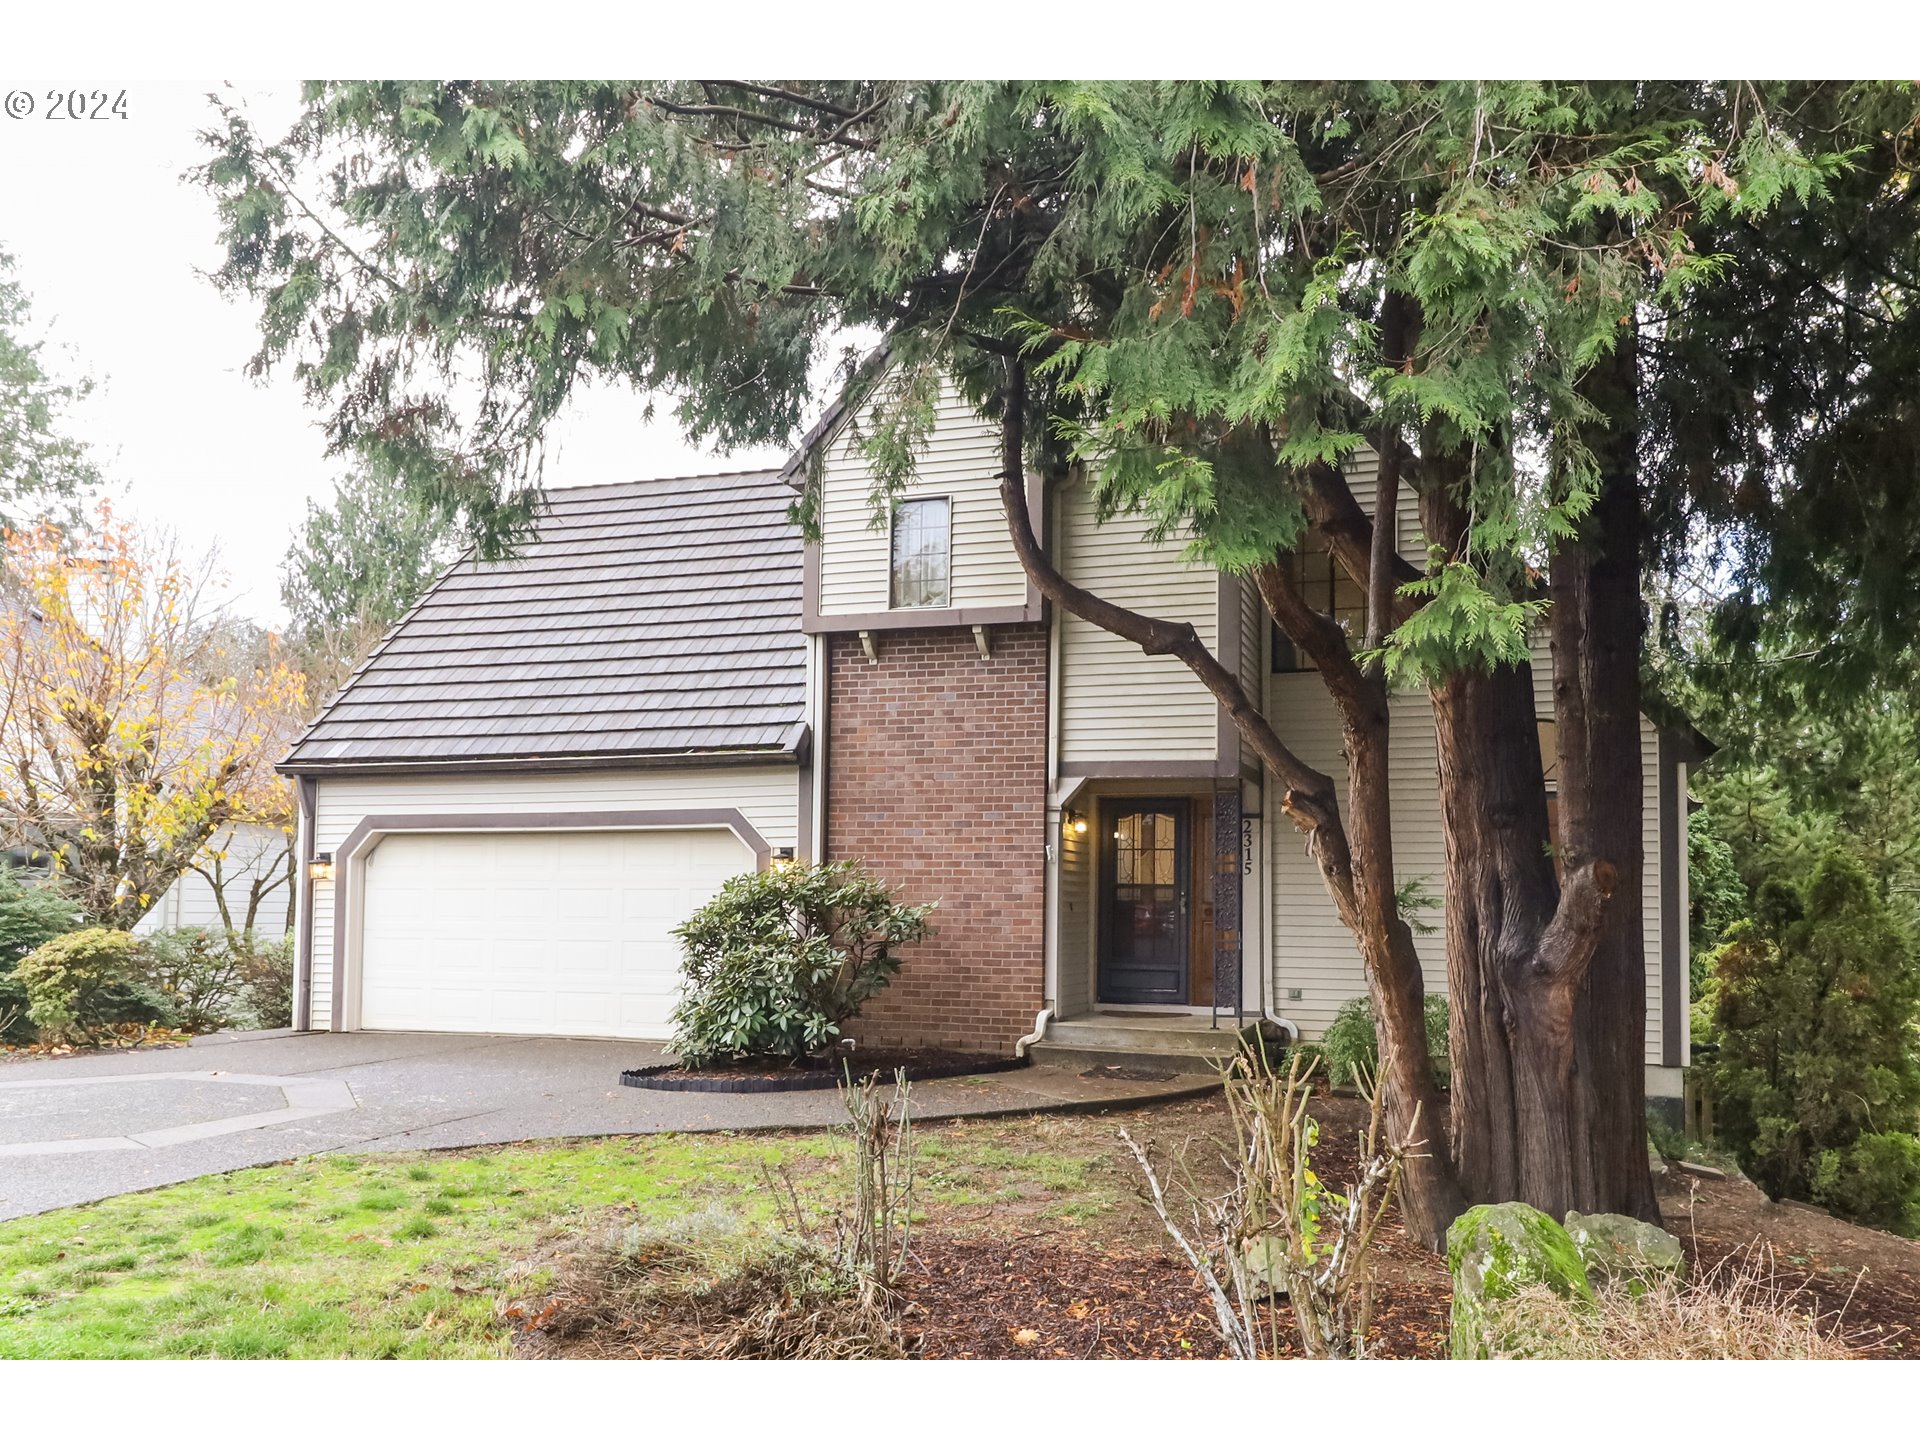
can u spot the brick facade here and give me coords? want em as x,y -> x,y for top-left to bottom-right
825,623 -> 1048,1054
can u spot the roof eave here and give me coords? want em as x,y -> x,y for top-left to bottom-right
277,734 -> 805,781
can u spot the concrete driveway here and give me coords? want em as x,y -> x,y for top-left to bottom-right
0,1030 -> 1209,1220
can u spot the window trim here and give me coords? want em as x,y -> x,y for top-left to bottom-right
888,494 -> 953,610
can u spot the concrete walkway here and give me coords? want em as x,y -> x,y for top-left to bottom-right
0,1030 -> 1212,1219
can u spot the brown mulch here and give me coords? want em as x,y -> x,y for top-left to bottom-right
897,1237 -> 1450,1359
505,1091 -> 1920,1359
894,1091 -> 1453,1359
647,1048 -> 1009,1083
1,1022 -> 190,1062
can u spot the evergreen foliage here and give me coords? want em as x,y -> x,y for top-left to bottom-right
280,463 -> 458,670
0,248 -> 97,527
0,867 -> 79,1041
669,861 -> 933,1065
1705,855 -> 1920,1234
1320,992 -> 1451,1091
12,928 -> 175,1045
197,83 -> 1910,668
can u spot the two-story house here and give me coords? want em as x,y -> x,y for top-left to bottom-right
280,372 -> 1700,1108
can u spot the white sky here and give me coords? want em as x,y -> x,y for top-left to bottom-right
2,81 -> 788,628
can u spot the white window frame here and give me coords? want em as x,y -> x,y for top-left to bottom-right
889,495 -> 952,609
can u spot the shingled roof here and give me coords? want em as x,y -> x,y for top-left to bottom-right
279,470 -> 806,773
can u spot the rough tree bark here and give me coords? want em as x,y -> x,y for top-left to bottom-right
1558,331 -> 1659,1222
1413,343 -> 1657,1222
991,357 -> 1464,1249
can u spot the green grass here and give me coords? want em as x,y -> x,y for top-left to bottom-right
0,1132 -> 838,1359
0,1107 -> 1163,1360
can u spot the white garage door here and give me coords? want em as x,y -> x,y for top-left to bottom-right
358,827 -> 753,1039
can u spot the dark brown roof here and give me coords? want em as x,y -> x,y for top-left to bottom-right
280,470 -> 806,773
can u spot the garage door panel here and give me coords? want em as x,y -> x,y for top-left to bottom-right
358,826 -> 752,1039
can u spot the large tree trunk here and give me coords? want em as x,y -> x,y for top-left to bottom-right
1557,333 -> 1659,1222
1416,340 -> 1659,1222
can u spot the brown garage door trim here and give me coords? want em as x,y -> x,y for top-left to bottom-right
327,808 -> 772,1033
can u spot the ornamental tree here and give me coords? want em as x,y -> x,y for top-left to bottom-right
0,508 -> 308,928
196,81 -> 1920,1246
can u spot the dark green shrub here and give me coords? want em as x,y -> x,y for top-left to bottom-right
138,927 -> 249,1032
670,860 -> 933,1066
1320,992 -> 1451,1090
1705,853 -> 1920,1234
13,927 -> 175,1044
1813,1133 -> 1920,1237
233,932 -> 295,1029
0,867 -> 80,1042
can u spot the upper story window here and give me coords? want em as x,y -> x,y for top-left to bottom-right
890,497 -> 951,609
1270,545 -> 1365,672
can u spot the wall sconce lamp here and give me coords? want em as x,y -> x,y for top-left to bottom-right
307,852 -> 335,883
1062,811 -> 1089,838
770,846 -> 797,869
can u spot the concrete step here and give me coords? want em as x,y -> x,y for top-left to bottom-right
1040,1017 -> 1247,1054
1027,1042 -> 1236,1076
1030,1015 -> 1255,1076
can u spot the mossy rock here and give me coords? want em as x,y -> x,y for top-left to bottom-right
1445,1201 -> 1593,1359
1564,1210 -> 1685,1292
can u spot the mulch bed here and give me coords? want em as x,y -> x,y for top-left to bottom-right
621,1048 -> 1028,1094
896,1237 -> 1451,1359
1658,1168 -> 1920,1357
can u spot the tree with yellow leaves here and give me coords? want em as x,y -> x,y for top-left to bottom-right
0,506 -> 307,929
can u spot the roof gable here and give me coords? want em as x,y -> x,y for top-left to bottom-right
281,470 -> 806,773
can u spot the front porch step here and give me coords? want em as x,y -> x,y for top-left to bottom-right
1029,1015 -> 1253,1076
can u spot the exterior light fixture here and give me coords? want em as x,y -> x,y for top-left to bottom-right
1063,811 -> 1088,838
307,852 -> 335,883
770,846 -> 797,869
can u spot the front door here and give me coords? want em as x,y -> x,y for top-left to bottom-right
1098,800 -> 1190,1005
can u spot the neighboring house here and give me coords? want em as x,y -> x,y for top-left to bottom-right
281,376 -> 1702,1106
134,822 -> 295,938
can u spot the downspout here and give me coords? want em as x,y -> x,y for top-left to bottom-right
1015,1008 -> 1054,1059
1032,477 -> 1062,1055
292,776 -> 316,1032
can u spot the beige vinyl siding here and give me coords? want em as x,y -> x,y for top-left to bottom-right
1268,677 -> 1450,1037
1056,813 -> 1095,1017
1267,652 -> 1667,1067
1338,448 -> 1431,561
307,765 -> 798,1029
1238,574 -> 1261,705
816,376 -> 1028,615
1058,480 -> 1221,764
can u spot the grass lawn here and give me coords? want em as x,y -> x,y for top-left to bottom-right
0,1118 -> 1112,1359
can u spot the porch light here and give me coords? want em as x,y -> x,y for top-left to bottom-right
307,852 -> 335,883
1063,811 -> 1089,838
770,846 -> 797,869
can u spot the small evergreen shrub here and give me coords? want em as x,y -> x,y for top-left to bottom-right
0,867 -> 80,1041
670,860 -> 933,1066
233,932 -> 296,1029
13,928 -> 175,1044
1320,992 -> 1451,1090
1705,853 -> 1920,1235
138,927 -> 250,1032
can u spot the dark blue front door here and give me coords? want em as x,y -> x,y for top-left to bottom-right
1098,801 -> 1190,1005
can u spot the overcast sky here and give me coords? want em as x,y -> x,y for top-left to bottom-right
3,81 -> 788,628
